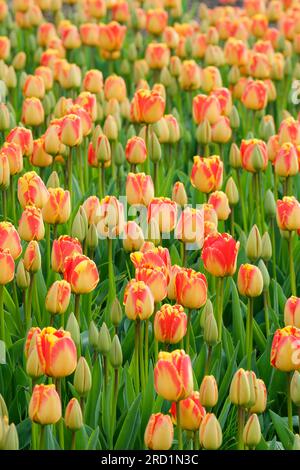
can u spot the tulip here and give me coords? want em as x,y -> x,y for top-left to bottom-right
21,97 -> 44,127
23,240 -> 41,273
136,263 -> 167,303
0,222 -> 22,260
122,221 -> 144,252
202,232 -> 239,277
148,197 -> 177,234
23,74 -> 45,99
6,127 -> 33,157
170,391 -> 206,432
36,326 -> 77,378
123,279 -> 154,322
35,66 -> 53,91
104,74 -> 127,102
241,79 -> 268,111
65,398 -> 83,433
125,173 -> 154,208
240,139 -> 268,173
274,142 -> 299,179
154,304 -> 187,344
175,207 -> 204,247
51,235 -> 82,273
285,297 -> 300,328
29,384 -> 61,425
60,113 -> 83,147
131,89 -> 165,124
98,21 -> 126,59
191,155 -> 223,194
45,280 -> 71,316
18,206 -> 45,242
172,182 -> 187,207
145,43 -> 170,70
276,197 -> 300,231
63,253 -> 99,295
30,138 -> 53,168
199,413 -> 222,450
42,188 -> 71,225
271,326 -> 300,372
246,225 -> 262,261
278,117 -> 300,146
199,375 -> 218,408
125,137 -> 147,167
179,60 -> 201,91
243,414 -> 261,449
1,142 -> 23,176
250,379 -> 267,414
74,357 -> 92,397
144,413 -> 173,451
175,268 -> 207,310
18,171 -> 49,209
208,191 -> 231,221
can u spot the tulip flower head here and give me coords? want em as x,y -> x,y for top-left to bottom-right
154,349 -> 193,401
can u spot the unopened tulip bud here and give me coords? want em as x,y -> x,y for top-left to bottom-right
261,232 -> 272,261
148,131 -> 161,163
26,347 -> 43,378
203,313 -> 218,346
200,299 -> 214,329
293,434 -> 300,450
258,260 -> 270,290
5,66 -> 16,89
229,143 -> 242,169
16,259 -> 30,289
229,106 -> 240,130
245,370 -> 258,408
228,65 -> 240,85
65,398 -> 83,431
88,321 -> 99,349
98,322 -> 111,355
0,395 -> 8,418
243,414 -> 261,448
71,209 -> 87,242
196,120 -> 211,144
0,104 -> 10,131
109,335 -> 122,368
46,171 -> 60,189
111,298 -> 122,328
199,375 -> 218,408
23,240 -> 41,273
229,368 -> 250,406
199,413 -> 222,450
66,312 -> 80,348
172,181 -> 187,207
103,114 -> 118,141
46,280 -> 71,315
290,371 -> 300,407
92,125 -> 103,148
225,177 -> 239,205
128,44 -> 137,62
3,423 -> 19,450
74,357 -> 92,397
144,413 -> 173,451
264,189 -> 276,218
160,67 -> 172,87
86,224 -> 98,251
246,225 -> 262,261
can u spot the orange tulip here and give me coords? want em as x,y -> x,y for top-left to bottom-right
37,22 -> 56,46
126,172 -> 154,206
191,155 -> 223,194
237,263 -> 264,297
17,171 -> 49,209
154,304 -> 187,344
193,94 -> 221,125
0,248 -> 15,285
97,195 -> 124,238
201,66 -> 222,93
284,296 -> 300,328
124,279 -> 154,321
122,221 -> 144,252
170,391 -> 206,431
30,138 -> 53,168
208,190 -> 231,221
0,36 -> 10,60
23,240 -> 41,273
145,43 -> 170,70
104,74 -> 127,102
276,197 -> 300,231
21,97 -> 45,127
51,235 -> 82,273
23,74 -> 45,99
98,21 -> 126,58
63,253 -> 99,294
240,139 -> 268,173
60,113 -> 83,147
75,92 -> 97,122
29,384 -> 62,425
0,221 -> 22,259
144,413 -> 173,450
278,117 -> 300,146
274,143 -> 299,177
82,196 -> 101,226
131,89 -> 165,124
45,280 -> 71,315
1,142 -> 23,176
42,188 -> 71,225
125,137 -> 147,166
175,207 -> 204,246
83,69 -> 103,94
179,60 -> 201,91
18,206 -> 45,242
202,232 -> 239,277
271,326 -> 300,372
167,264 -> 182,300
154,349 -> 193,401
224,38 -> 248,66
175,268 -> 207,309
146,8 -> 168,35
147,197 -> 177,233
35,66 -> 54,91
241,79 -> 268,111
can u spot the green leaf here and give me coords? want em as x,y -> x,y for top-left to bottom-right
114,394 -> 142,450
86,426 -> 100,450
269,410 -> 294,450
231,278 -> 246,360
216,344 -> 239,414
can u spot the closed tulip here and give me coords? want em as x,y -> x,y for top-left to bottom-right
208,191 -> 231,221
60,113 -> 82,147
202,232 -> 239,277
175,207 -> 204,246
23,240 -> 41,273
237,264 -> 263,297
63,253 -> 99,294
240,139 -> 268,173
145,43 -> 170,70
271,326 -> 300,372
250,378 -> 267,413
144,413 -> 173,450
1,142 -> 23,176
97,195 -> 124,238
125,137 -> 147,165
65,398 -> 83,431
42,188 -> 71,225
0,249 -> 14,285
154,349 -> 193,401
18,171 -> 49,209
284,296 -> 300,328
0,222 -> 22,259
229,368 -> 251,406
193,94 -> 221,125
241,79 -> 268,111
179,60 -> 202,91
98,21 -> 126,58
124,279 -> 154,320
45,280 -> 71,315
199,375 -> 219,408
23,74 -> 45,99
30,138 -> 53,168
148,197 -> 177,233
276,197 -> 300,231
191,155 -> 223,194
29,384 -> 61,425
175,268 -> 207,310
170,391 -> 206,431
51,235 -> 82,273
199,413 -> 222,450
126,173 -> 154,207
6,127 -> 33,157
122,221 -> 144,252
104,74 -> 127,102
274,142 -> 299,177
21,97 -> 44,127
36,326 -> 77,377
154,304 -> 187,344
18,206 -> 45,242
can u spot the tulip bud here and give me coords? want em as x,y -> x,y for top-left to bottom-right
148,131 -> 161,163
203,313 -> 218,346
261,232 -> 272,261
200,299 -> 214,329
46,171 -> 60,189
109,335 -> 123,369
172,181 -> 187,207
0,104 -> 10,131
228,65 -> 240,85
3,423 -> 19,450
98,322 -> 111,355
5,66 -> 16,89
115,142 -> 125,166
66,312 -> 81,348
144,413 -> 174,450
252,144 -> 266,171
196,120 -> 212,145
111,298 -> 122,328
71,208 -> 87,242
103,114 -> 118,141
246,225 -> 262,261
0,394 -> 8,418
229,143 -> 242,168
243,414 -> 261,448
225,177 -> 239,205
245,370 -> 258,408
65,398 -> 83,431
74,357 -> 92,397
229,368 -> 251,406
23,240 -> 41,273
0,416 -> 8,449
258,259 -> 270,291
229,106 -> 240,130
16,259 -> 30,290
26,347 -> 43,378
160,67 -> 172,87
199,375 -> 218,408
290,371 -> 300,406
88,321 -> 99,349
85,223 -> 98,251
264,189 -> 276,218
199,413 -> 222,450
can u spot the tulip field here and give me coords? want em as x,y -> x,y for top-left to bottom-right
2,0 -> 300,454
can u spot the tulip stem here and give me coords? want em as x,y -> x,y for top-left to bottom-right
181,241 -> 186,267
107,238 -> 116,301
153,161 -> 159,194
134,320 -> 140,393
287,372 -> 293,431
99,164 -> 104,199
237,406 -> 245,450
2,189 -> 7,220
288,232 -> 296,296
254,173 -> 262,234
205,345 -> 212,375
103,355 -> 108,392
0,285 -> 4,343
139,320 -> 145,390
10,176 -> 16,223
186,309 -> 192,355
246,297 -> 254,370
176,401 -> 183,450
110,368 -> 119,448
263,290 -> 270,337
216,277 -> 224,342
230,207 -> 235,237
39,425 -> 45,450
67,146 -> 73,196
55,378 -> 65,450
193,430 -> 199,450
74,294 -> 81,324
46,223 -> 51,282
71,431 -> 76,450
144,319 -> 149,382
236,170 -> 247,233
26,273 -> 35,330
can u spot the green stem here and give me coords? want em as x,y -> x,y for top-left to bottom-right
67,146 -> 73,195
110,368 -> 119,447
176,401 -> 183,450
193,430 -> 199,450
246,297 -> 254,370
0,285 -> 4,342
230,206 -> 234,237
139,320 -> 145,390
71,431 -> 76,450
26,273 -> 35,329
10,176 -> 16,223
55,378 -> 64,450
46,223 -> 51,282
39,425 -> 45,450
216,277 -> 224,342
103,355 -> 108,392
74,293 -> 81,324
154,161 -> 159,194
288,232 -> 296,296
134,320 -> 140,393
236,170 -> 247,232
237,406 -> 245,450
2,189 -> 7,220
287,372 -> 293,432
254,173 -> 262,234
205,345 -> 212,375
144,319 -> 149,383
263,290 -> 270,337
108,238 -> 115,299
186,308 -> 191,355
